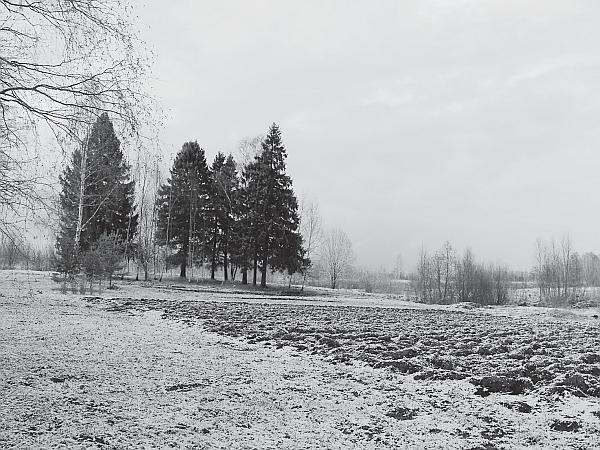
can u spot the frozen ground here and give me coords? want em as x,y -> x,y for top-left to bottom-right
1,271 -> 599,449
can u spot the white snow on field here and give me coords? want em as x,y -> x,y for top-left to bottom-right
1,270 -> 599,449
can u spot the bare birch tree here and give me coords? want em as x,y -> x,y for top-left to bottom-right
299,198 -> 322,290
441,241 -> 454,302
237,135 -> 264,168
393,253 -> 403,280
321,228 -> 354,289
416,245 -> 431,302
134,158 -> 163,281
560,235 -> 572,297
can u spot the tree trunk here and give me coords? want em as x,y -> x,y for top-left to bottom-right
187,188 -> 193,281
223,230 -> 228,282
242,267 -> 247,284
564,262 -> 569,297
74,137 -> 88,257
180,243 -> 188,278
260,232 -> 268,287
180,258 -> 187,278
443,276 -> 448,303
211,216 -> 218,280
252,252 -> 258,286
260,263 -> 267,287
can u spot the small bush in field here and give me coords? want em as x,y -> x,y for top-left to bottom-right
82,234 -> 123,289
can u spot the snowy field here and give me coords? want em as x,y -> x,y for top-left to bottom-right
1,271 -> 599,449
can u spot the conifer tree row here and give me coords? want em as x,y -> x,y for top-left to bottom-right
55,120 -> 305,287
156,124 -> 306,286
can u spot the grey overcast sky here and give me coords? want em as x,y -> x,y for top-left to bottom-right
137,0 -> 600,271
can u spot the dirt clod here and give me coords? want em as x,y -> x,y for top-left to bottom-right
550,419 -> 580,432
385,406 -> 418,420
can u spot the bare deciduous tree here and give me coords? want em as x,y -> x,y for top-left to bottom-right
393,253 -> 403,280
533,235 -> 585,304
237,135 -> 264,168
134,158 -> 163,281
321,228 -> 354,289
0,0 -> 152,234
439,241 -> 454,303
299,198 -> 322,291
416,245 -> 432,302
582,252 -> 600,287
560,235 -> 572,297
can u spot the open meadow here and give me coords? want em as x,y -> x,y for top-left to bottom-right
1,270 -> 600,449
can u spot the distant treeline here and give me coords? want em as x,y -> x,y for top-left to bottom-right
0,236 -> 54,271
414,242 -> 510,305
533,237 -> 600,304
409,237 -> 600,306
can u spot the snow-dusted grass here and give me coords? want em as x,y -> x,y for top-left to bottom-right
1,270 -> 599,449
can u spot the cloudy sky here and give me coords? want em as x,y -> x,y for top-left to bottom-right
137,1 -> 600,271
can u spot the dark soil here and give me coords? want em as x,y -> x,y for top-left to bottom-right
87,297 -> 600,398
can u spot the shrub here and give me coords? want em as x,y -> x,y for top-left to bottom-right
81,234 -> 123,289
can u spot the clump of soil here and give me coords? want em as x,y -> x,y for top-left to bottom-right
550,419 -> 580,432
386,406 -> 418,420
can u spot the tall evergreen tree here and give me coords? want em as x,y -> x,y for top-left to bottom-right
230,164 -> 255,284
246,124 -> 304,287
221,154 -> 239,280
56,156 -> 80,274
56,113 -> 137,273
155,142 -> 211,278
208,153 -> 238,281
208,152 -> 225,280
239,154 -> 267,285
83,114 -> 137,247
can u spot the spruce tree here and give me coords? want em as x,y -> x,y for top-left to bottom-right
230,165 -> 255,284
56,113 -> 137,273
208,153 -> 238,281
246,124 -> 304,287
222,154 -> 239,280
208,152 -> 225,280
240,156 -> 266,285
56,155 -> 80,275
83,114 -> 137,247
155,141 -> 211,278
